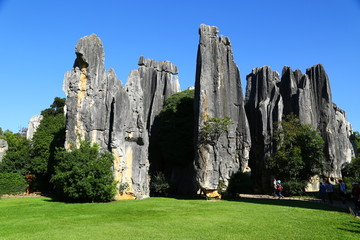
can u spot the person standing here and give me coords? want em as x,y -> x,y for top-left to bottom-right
325,179 -> 334,204
338,178 -> 347,204
276,180 -> 284,199
273,178 -> 277,197
319,182 -> 326,202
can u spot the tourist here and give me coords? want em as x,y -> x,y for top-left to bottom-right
325,179 -> 334,204
338,178 -> 347,204
319,182 -> 326,202
272,178 -> 277,197
351,182 -> 360,216
276,180 -> 284,199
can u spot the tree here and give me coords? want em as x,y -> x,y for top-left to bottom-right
342,131 -> 360,182
0,132 -> 32,174
199,116 -> 233,145
51,140 -> 116,202
149,90 -> 195,194
268,115 -> 325,194
30,97 -> 66,190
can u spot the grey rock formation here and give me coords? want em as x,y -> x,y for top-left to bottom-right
194,24 -> 251,195
245,66 -> 283,192
0,139 -> 8,162
63,34 -> 180,199
245,64 -> 354,191
26,115 -> 43,140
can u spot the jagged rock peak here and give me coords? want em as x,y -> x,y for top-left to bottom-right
74,34 -> 105,70
194,24 -> 251,195
138,56 -> 178,74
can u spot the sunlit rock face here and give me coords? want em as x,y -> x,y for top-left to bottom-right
26,115 -> 43,140
245,64 -> 355,191
63,34 -> 180,199
0,139 -> 8,162
194,24 -> 251,194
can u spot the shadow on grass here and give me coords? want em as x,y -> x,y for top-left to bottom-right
227,197 -> 348,214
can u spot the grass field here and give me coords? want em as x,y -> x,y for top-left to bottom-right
0,197 -> 359,240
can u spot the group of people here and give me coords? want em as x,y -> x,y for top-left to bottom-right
273,178 -> 284,199
319,178 -> 360,215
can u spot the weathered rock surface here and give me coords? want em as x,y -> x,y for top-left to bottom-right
0,139 -> 8,162
245,66 -> 283,192
63,34 -> 180,199
194,24 -> 251,194
26,115 -> 43,140
245,64 -> 354,191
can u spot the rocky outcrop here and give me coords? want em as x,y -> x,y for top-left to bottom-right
245,66 -> 283,192
245,64 -> 354,191
0,139 -> 8,162
26,115 -> 43,140
194,24 -> 251,196
63,34 -> 180,199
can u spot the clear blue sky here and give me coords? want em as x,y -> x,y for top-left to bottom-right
1,0 -> 359,132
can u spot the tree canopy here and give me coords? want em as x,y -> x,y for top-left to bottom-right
268,115 -> 325,194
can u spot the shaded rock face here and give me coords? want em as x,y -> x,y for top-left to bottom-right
245,67 -> 283,192
63,34 -> 180,199
0,139 -> 8,162
245,64 -> 354,191
194,24 -> 251,192
26,115 -> 43,140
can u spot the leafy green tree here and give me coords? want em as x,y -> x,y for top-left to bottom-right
30,97 -> 66,190
51,140 -> 116,202
0,132 -> 31,174
268,115 -> 325,195
149,90 -> 195,194
342,131 -> 360,182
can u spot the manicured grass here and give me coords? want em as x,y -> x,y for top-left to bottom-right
0,197 -> 359,240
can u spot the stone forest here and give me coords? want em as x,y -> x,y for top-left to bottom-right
0,25 -> 356,200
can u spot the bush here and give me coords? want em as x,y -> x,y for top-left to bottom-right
51,140 -> 116,202
0,173 -> 27,195
226,171 -> 253,198
282,180 -> 307,196
150,172 -> 170,197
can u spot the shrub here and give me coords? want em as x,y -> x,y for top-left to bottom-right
51,140 -> 116,202
226,171 -> 253,198
0,173 -> 27,195
150,172 -> 170,196
282,180 -> 307,196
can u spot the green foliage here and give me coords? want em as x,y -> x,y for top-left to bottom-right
282,180 -> 308,196
150,90 -> 196,195
268,115 -> 325,195
152,89 -> 195,168
150,172 -> 170,197
226,171 -> 253,197
40,97 -> 65,117
51,140 -> 116,202
119,182 -> 130,195
0,132 -> 31,174
342,156 -> 360,183
30,97 -> 66,191
200,116 -> 232,145
0,173 -> 27,195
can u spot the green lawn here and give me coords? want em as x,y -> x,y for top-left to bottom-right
0,197 -> 359,240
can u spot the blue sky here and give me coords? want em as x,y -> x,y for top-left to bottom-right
0,0 -> 359,132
